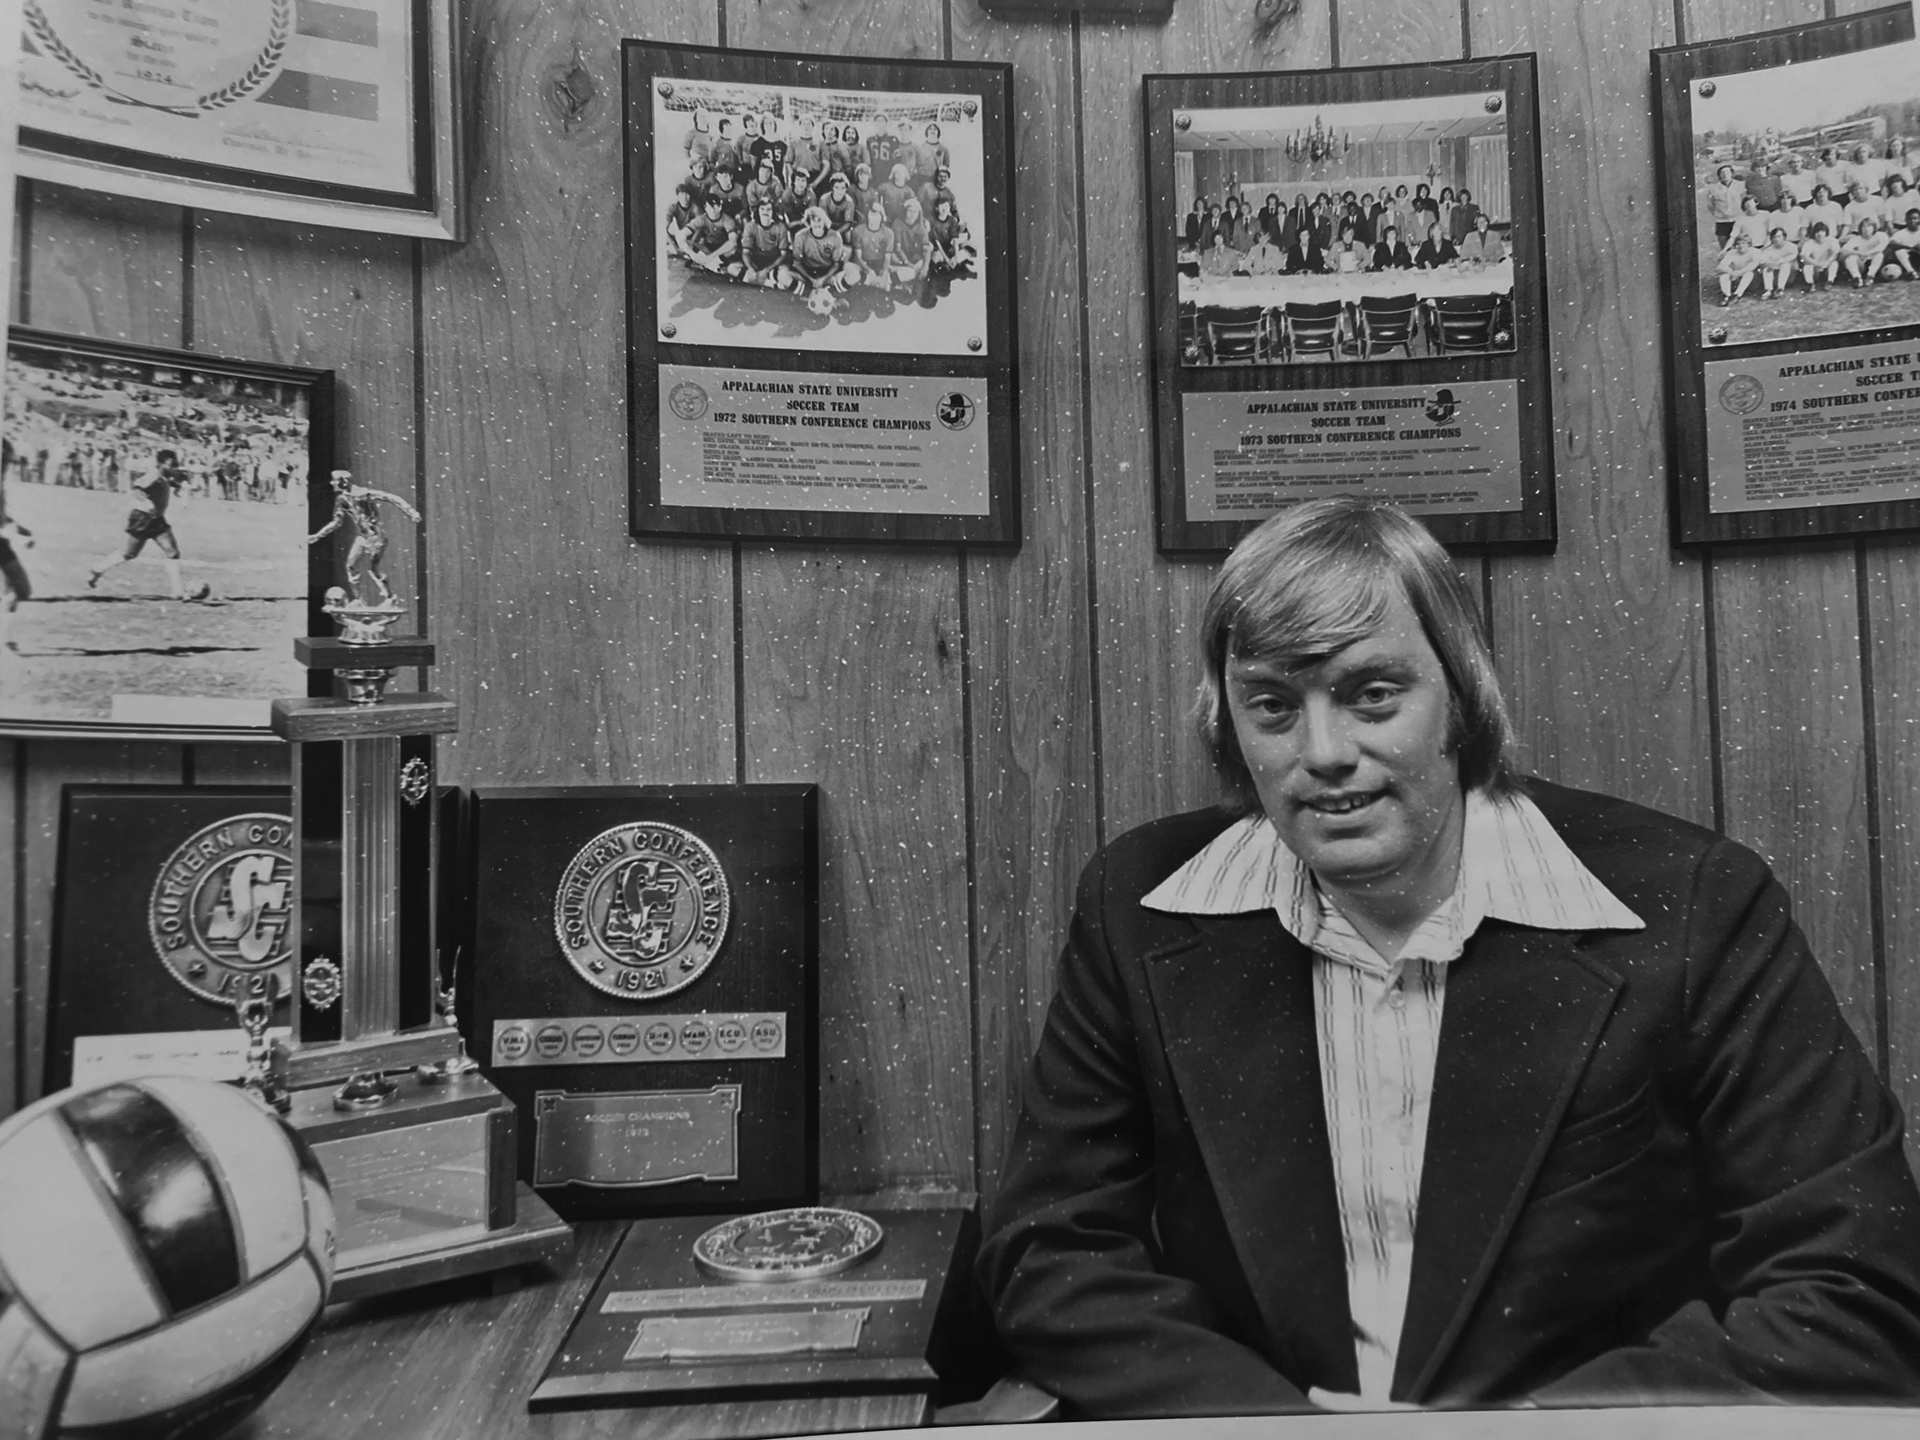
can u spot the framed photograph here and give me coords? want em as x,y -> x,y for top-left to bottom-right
1655,7 -> 1920,545
17,0 -> 463,241
625,42 -> 1019,548
45,785 -> 293,1095
1,327 -> 333,739
1144,57 -> 1556,554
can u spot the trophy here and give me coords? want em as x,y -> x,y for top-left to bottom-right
267,472 -> 569,1302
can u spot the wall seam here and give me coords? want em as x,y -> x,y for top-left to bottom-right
1068,11 -> 1107,850
413,236 -> 430,682
957,552 -> 984,1196
15,182 -> 32,326
732,542 -> 746,784
1856,539 -> 1890,1080
180,210 -> 196,348
11,741 -> 25,1110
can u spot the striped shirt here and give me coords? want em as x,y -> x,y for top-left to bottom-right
1142,790 -> 1642,1401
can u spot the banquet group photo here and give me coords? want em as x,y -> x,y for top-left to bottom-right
653,74 -> 989,356
1173,92 -> 1519,366
1689,38 -> 1920,346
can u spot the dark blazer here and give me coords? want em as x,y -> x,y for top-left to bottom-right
977,780 -> 1920,1416
1284,237 -> 1325,274
1370,240 -> 1414,271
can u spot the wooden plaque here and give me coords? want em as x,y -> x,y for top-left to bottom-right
463,785 -> 819,1221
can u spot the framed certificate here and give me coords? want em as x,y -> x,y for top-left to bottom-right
625,42 -> 1019,547
1,328 -> 333,739
1144,56 -> 1556,554
18,0 -> 463,241
1654,7 -> 1920,545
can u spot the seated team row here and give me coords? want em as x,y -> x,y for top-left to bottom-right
1194,213 -> 1506,276
1185,183 -> 1489,256
665,109 -> 973,296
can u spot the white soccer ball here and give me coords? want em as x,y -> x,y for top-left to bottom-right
0,1077 -> 335,1438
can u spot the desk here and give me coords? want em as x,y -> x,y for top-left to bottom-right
231,1223 -> 929,1440
1181,259 -> 1514,310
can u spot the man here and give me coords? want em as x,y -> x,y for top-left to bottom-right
681,195 -> 741,276
1743,156 -> 1782,215
978,499 -> 1920,1414
926,195 -> 975,280
739,198 -> 793,289
88,448 -> 205,600
789,205 -> 858,301
1244,230 -> 1286,275
1704,163 -> 1745,248
1778,152 -> 1816,208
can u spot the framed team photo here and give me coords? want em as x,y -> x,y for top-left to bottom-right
1145,57 -> 1556,555
16,0 -> 464,240
625,42 -> 1019,548
1173,92 -> 1520,369
1656,7 -> 1920,545
0,328 -> 334,739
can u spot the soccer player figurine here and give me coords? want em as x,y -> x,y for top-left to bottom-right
309,470 -> 422,644
86,447 -> 207,601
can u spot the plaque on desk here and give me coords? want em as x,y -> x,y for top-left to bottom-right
45,785 -> 293,1093
464,785 -> 818,1221
528,1206 -> 977,1411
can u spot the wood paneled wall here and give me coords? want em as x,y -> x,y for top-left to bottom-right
8,0 -> 1920,1197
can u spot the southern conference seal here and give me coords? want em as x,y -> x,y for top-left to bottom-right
553,822 -> 730,999
693,1208 -> 884,1282
148,813 -> 296,1006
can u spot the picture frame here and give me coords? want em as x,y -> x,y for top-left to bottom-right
1654,6 -> 1920,546
1,327 -> 334,740
17,0 -> 464,242
624,41 -> 1020,548
1144,56 -> 1556,554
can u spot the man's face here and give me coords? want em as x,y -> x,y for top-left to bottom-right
1224,589 -> 1463,896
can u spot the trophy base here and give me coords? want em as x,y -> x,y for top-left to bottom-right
281,1068 -> 572,1302
330,1185 -> 572,1304
272,1024 -> 464,1088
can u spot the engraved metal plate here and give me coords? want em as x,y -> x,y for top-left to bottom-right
491,1012 -> 786,1067
532,1085 -> 741,1188
601,1279 -> 925,1314
692,1207 -> 884,1283
553,822 -> 731,1000
148,812 -> 295,1006
622,1308 -> 869,1361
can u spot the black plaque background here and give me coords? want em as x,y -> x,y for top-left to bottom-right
46,785 -> 292,1092
462,785 -> 819,1220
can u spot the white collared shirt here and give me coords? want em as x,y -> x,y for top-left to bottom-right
1142,790 -> 1643,1401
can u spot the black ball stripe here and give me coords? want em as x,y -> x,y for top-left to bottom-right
58,1085 -> 241,1318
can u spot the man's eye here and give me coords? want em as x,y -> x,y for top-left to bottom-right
1351,684 -> 1401,709
1242,694 -> 1296,721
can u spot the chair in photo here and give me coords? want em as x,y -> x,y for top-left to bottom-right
1426,293 -> 1501,355
1281,300 -> 1344,363
1351,293 -> 1420,359
1202,305 -> 1274,364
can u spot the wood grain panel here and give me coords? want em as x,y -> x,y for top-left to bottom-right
1469,0 -> 1713,826
1337,0 -> 1462,67
19,742 -> 182,1103
949,0 -> 1099,1205
739,550 -> 972,1195
1867,539 -> 1920,1156
192,215 -> 421,636
723,0 -> 975,1197
192,744 -> 293,786
24,182 -> 183,347
1712,548 -> 1876,1053
1682,1 -> 1878,1058
1080,0 -> 1332,839
418,0 -> 734,790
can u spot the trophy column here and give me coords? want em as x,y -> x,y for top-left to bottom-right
260,471 -> 569,1302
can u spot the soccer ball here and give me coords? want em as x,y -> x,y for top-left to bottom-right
1883,263 -> 1905,282
186,582 -> 212,602
0,1077 -> 335,1438
805,287 -> 838,317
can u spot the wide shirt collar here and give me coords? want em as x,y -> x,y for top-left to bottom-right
1141,790 -> 1643,975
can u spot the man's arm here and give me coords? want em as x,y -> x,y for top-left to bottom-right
976,849 -> 1310,1418
1533,840 -> 1920,1406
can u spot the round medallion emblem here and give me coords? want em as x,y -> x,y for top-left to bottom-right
692,1207 -> 884,1283
669,380 -> 710,421
1718,374 -> 1765,416
553,822 -> 731,1000
148,813 -> 296,1007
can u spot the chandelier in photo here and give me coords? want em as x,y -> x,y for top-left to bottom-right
1285,115 -> 1351,167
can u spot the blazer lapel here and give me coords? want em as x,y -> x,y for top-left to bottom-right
1395,925 -> 1624,1401
1141,914 -> 1357,1391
